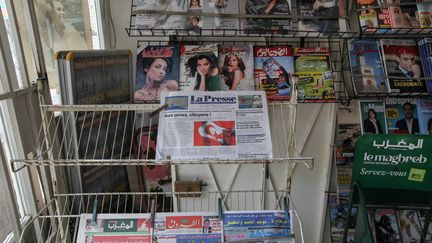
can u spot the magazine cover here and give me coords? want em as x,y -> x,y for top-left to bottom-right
134,45 -> 180,103
298,0 -> 340,33
357,0 -> 378,7
398,210 -> 423,242
385,97 -> 420,134
377,8 -> 393,30
132,123 -> 172,191
389,5 -> 420,29
179,44 -> 220,91
374,209 -> 402,243
294,47 -> 336,102
334,123 -> 361,206
358,7 -> 379,31
134,1 -> 187,34
329,193 -> 344,241
359,100 -> 387,134
253,46 -> 294,100
417,3 -> 432,28
243,0 -> 292,35
203,0 -> 239,34
416,98 -> 432,135
380,39 -> 427,93
218,45 -> 255,91
349,39 -> 388,94
418,38 -> 432,92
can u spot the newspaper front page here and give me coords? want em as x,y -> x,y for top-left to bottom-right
156,91 -> 273,161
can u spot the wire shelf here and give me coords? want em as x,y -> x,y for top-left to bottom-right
20,190 -> 302,243
126,28 -> 358,39
10,104 -> 314,172
360,27 -> 432,38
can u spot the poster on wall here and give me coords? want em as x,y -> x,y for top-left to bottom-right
156,91 -> 273,161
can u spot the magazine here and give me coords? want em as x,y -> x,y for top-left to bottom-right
134,45 -> 180,103
359,100 -> 387,134
384,97 -> 420,134
357,0 -> 378,7
218,45 -> 255,91
77,213 -> 152,243
380,39 -> 427,93
334,123 -> 361,206
389,5 -> 420,29
398,210 -> 423,242
298,0 -> 340,33
202,0 -> 239,35
134,0 -> 187,35
179,44 -> 220,91
64,50 -> 133,104
254,46 -> 294,100
294,47 -> 336,102
377,8 -> 393,31
358,7 -> 379,31
416,98 -> 432,135
349,39 -> 388,94
223,211 -> 293,242
418,38 -> 432,92
373,209 -> 401,243
417,3 -> 432,29
243,0 -> 292,35
156,91 -> 273,161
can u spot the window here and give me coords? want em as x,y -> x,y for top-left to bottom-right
0,0 -> 102,240
34,0 -> 101,104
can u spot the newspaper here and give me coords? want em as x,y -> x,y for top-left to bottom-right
223,210 -> 293,242
76,214 -> 152,242
156,91 -> 273,161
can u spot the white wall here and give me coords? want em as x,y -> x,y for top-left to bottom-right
108,1 -> 337,242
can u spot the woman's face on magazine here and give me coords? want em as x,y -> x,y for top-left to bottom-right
198,57 -> 211,75
228,56 -> 238,68
146,58 -> 167,82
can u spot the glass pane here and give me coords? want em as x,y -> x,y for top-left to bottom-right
1,0 -> 22,90
0,191 -> 12,242
0,100 -> 25,218
35,0 -> 100,104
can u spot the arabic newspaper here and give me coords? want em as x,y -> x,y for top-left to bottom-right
76,214 -> 152,242
153,212 -> 222,243
223,210 -> 293,242
156,91 -> 273,161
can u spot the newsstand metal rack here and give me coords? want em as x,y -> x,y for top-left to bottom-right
10,1 -> 366,241
11,93 -> 313,242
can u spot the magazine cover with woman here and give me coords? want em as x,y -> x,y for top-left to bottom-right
218,45 -> 255,91
179,43 -> 220,91
253,46 -> 294,100
134,45 -> 180,103
359,100 -> 387,134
